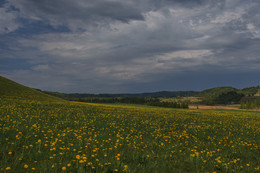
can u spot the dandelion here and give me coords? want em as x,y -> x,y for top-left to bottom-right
6,167 -> 11,170
62,167 -> 66,171
79,160 -> 85,163
76,155 -> 80,159
123,165 -> 128,171
24,164 -> 28,168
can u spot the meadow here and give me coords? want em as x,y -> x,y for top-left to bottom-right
0,98 -> 259,172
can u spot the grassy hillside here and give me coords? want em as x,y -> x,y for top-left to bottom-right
0,76 -> 64,102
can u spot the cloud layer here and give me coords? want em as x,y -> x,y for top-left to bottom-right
0,0 -> 259,93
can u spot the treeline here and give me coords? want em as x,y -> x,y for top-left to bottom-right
201,91 -> 244,105
71,97 -> 188,109
240,97 -> 260,109
41,90 -> 197,99
75,97 -> 159,104
148,101 -> 188,108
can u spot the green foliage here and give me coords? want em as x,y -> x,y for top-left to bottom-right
0,76 -> 64,102
147,101 -> 189,108
69,97 -> 189,109
199,88 -> 245,105
214,91 -> 244,104
43,91 -> 198,99
76,97 -> 159,104
198,87 -> 237,97
240,87 -> 260,96
240,97 -> 260,109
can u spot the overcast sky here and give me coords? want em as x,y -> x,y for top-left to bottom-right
0,0 -> 259,93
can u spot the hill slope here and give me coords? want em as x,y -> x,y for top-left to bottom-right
198,87 -> 237,97
0,76 -> 64,101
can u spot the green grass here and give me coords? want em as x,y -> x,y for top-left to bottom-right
1,98 -> 259,172
0,76 -> 64,102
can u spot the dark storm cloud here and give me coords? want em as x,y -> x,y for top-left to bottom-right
0,0 -> 260,93
6,0 -> 144,31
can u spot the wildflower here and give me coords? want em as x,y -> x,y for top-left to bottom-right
123,165 -> 128,171
6,167 -> 11,170
76,155 -> 80,159
24,164 -> 28,168
67,163 -> 71,167
79,160 -> 85,163
8,152 -> 12,155
62,167 -> 66,171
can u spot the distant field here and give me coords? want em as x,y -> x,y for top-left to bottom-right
1,98 -> 260,172
161,97 -> 202,103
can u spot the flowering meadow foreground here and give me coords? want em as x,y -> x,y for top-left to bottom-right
0,98 -> 259,172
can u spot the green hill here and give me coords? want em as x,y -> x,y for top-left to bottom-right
198,87 -> 237,97
0,75 -> 64,101
241,87 -> 260,96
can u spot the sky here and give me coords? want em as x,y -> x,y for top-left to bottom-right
0,0 -> 260,93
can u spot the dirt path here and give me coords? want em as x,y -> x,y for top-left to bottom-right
189,105 -> 260,111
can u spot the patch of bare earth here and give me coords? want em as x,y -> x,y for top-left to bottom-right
189,105 -> 260,111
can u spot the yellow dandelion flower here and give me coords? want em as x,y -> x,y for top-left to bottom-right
24,164 -> 28,168
62,167 -> 66,171
79,160 -> 85,163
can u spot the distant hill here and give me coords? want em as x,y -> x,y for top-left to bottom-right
241,87 -> 260,96
41,90 -> 198,100
197,86 -> 260,105
0,76 -> 64,101
197,87 -> 238,97
197,86 -> 260,97
41,86 -> 260,102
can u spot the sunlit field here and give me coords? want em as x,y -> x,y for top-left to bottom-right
0,98 -> 259,172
